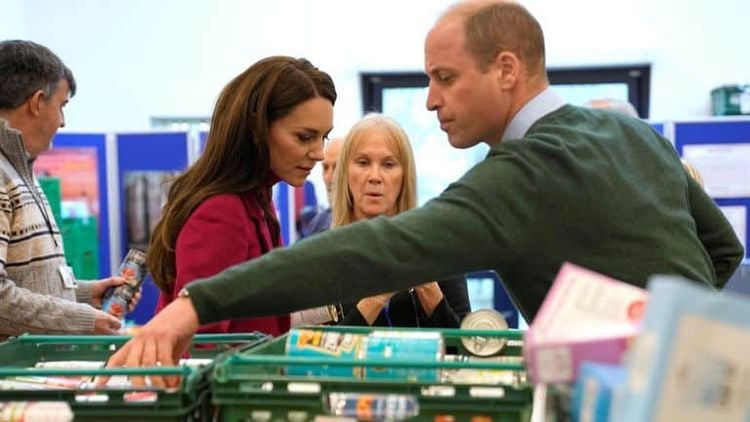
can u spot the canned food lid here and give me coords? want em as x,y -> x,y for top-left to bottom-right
460,309 -> 509,357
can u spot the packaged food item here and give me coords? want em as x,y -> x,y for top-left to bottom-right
460,309 -> 509,357
5,376 -> 85,389
34,361 -> 130,389
612,276 -> 750,422
328,393 -> 419,421
290,305 -> 340,326
441,354 -> 525,386
285,329 -> 365,378
362,330 -> 443,382
572,362 -> 627,422
524,263 -> 647,384
0,401 -> 73,422
102,249 -> 147,318
285,328 -> 443,381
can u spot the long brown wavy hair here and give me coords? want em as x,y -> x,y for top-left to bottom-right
148,56 -> 336,293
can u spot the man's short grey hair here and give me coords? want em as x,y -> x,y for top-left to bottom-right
586,98 -> 639,118
0,40 -> 77,110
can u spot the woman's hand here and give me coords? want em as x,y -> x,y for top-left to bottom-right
356,291 -> 395,325
413,281 -> 444,317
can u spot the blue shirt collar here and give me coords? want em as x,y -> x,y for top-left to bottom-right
502,88 -> 566,141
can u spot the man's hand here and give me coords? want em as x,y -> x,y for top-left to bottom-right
93,310 -> 122,334
98,295 -> 200,389
90,276 -> 142,311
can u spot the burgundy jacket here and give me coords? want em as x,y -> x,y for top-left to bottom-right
155,191 -> 290,336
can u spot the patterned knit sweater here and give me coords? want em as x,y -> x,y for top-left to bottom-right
0,118 -> 96,338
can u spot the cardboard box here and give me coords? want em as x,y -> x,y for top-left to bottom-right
572,362 -> 627,422
524,263 -> 647,384
613,276 -> 750,422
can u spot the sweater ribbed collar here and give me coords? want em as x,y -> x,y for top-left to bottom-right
0,118 -> 35,181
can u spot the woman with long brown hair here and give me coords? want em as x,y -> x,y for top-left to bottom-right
150,56 -> 335,335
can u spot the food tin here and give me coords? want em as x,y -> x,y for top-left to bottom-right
285,328 -> 365,378
102,249 -> 147,318
362,330 -> 443,382
460,309 -> 509,357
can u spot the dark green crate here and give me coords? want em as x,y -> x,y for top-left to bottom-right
0,333 -> 269,421
211,326 -> 532,421
37,177 -> 62,224
61,217 -> 100,279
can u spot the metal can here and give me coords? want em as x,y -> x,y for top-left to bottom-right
102,249 -> 147,319
285,329 -> 365,378
460,309 -> 509,357
328,392 -> 419,421
362,330 -> 443,382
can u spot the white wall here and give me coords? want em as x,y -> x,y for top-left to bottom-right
7,0 -> 749,131
0,0 -> 26,40
529,0 -> 749,118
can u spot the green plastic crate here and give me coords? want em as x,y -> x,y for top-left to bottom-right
0,333 -> 269,421
60,216 -> 100,279
37,177 -> 62,224
211,326 -> 532,421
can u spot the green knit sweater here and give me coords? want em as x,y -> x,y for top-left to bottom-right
188,105 -> 744,321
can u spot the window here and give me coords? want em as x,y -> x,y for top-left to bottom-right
547,65 -> 651,118
361,64 -> 651,204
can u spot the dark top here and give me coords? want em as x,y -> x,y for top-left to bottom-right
338,275 -> 471,328
188,105 -> 744,323
303,207 -> 332,237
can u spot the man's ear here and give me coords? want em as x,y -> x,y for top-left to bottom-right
494,51 -> 520,90
26,90 -> 46,117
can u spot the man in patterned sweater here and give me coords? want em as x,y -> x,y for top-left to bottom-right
0,40 -> 136,338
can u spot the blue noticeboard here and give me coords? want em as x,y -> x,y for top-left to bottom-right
674,118 -> 750,259
117,132 -> 189,324
650,122 -> 664,135
275,182 -> 292,246
43,133 -> 112,278
674,119 -> 750,148
199,130 -> 209,153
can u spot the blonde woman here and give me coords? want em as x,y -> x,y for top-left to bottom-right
329,114 -> 470,327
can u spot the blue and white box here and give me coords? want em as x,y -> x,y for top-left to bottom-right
612,276 -> 750,422
572,362 -> 627,422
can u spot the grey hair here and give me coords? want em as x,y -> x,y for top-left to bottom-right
0,40 -> 77,110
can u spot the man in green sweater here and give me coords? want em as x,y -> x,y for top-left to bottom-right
105,1 -> 743,382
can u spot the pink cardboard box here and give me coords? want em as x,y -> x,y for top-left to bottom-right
524,263 -> 648,384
